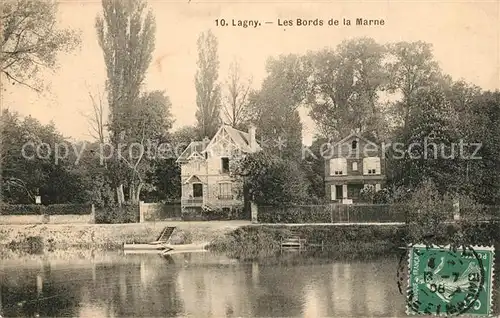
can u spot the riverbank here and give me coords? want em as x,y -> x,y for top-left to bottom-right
208,224 -> 407,259
0,221 -> 249,251
1,221 -> 499,258
209,222 -> 500,259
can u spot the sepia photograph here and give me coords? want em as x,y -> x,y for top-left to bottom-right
0,0 -> 499,317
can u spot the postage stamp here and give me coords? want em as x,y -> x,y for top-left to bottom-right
406,244 -> 495,316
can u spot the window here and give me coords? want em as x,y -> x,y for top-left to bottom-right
352,162 -> 358,171
221,157 -> 230,173
192,183 -> 203,198
329,158 -> 347,176
351,140 -> 358,150
363,157 -> 381,175
192,161 -> 201,172
218,183 -> 233,200
330,185 -> 336,200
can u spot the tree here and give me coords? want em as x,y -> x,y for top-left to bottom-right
390,86 -> 462,193
81,85 -> 107,143
119,90 -> 173,203
95,0 -> 156,145
462,91 -> 500,205
386,41 -> 443,131
145,158 -> 180,202
222,58 -> 252,129
95,0 -> 156,205
248,54 -> 308,160
403,180 -> 452,244
1,0 -> 80,91
171,125 -> 198,143
142,125 -> 198,203
301,135 -> 330,201
195,29 -> 221,139
0,110 -> 92,204
233,151 -> 310,206
306,38 -> 388,140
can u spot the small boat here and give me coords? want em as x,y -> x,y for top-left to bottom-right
122,242 -> 172,251
123,227 -> 208,255
123,226 -> 176,251
159,243 -> 207,255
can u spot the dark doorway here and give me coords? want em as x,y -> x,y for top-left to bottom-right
192,183 -> 203,198
335,185 -> 343,200
221,157 -> 230,173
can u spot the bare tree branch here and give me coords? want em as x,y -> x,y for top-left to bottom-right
3,70 -> 41,92
1,0 -> 80,92
82,82 -> 107,143
222,58 -> 252,128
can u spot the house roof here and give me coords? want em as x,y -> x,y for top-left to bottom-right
331,132 -> 379,149
176,140 -> 208,163
183,175 -> 204,184
177,125 -> 260,163
224,125 -> 254,152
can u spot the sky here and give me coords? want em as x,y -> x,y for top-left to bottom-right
2,0 -> 500,145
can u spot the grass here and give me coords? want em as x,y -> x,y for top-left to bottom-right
207,225 -> 405,260
0,221 -> 248,252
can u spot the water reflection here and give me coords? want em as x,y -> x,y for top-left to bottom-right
0,252 -> 498,317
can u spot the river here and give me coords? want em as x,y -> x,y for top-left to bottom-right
0,250 -> 498,317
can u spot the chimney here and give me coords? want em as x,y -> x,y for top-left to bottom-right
248,125 -> 256,152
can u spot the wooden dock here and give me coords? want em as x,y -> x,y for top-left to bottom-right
280,232 -> 324,252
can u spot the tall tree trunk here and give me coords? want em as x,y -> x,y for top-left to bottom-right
116,184 -> 125,206
135,183 -> 143,203
129,184 -> 134,203
116,185 -> 122,208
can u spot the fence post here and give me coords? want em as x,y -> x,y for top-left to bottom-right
330,204 -> 334,223
347,205 -> 350,223
453,199 -> 460,221
90,204 -> 96,224
251,202 -> 258,223
139,201 -> 145,223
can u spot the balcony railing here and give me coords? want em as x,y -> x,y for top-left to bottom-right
217,194 -> 234,200
181,197 -> 203,206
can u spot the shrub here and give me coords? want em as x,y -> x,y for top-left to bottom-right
398,180 -> 498,246
258,205 -> 331,223
258,204 -> 398,223
373,188 -> 391,203
0,203 -> 93,215
229,206 -> 247,220
208,226 -> 287,259
208,225 -> 408,260
180,205 -> 247,221
181,213 -> 202,221
45,203 -> 93,215
402,180 -> 452,244
360,185 -> 376,202
0,204 -> 44,215
234,151 -> 311,206
7,236 -> 44,254
202,207 -> 227,221
161,203 -> 182,219
95,203 -> 139,224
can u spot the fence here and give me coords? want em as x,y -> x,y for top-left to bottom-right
0,203 -> 95,224
257,203 -> 500,224
139,202 -> 182,222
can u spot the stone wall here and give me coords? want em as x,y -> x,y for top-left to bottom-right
0,213 -> 95,224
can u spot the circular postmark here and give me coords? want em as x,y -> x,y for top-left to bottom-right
399,244 -> 486,316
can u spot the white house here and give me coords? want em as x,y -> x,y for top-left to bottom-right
176,125 -> 261,215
